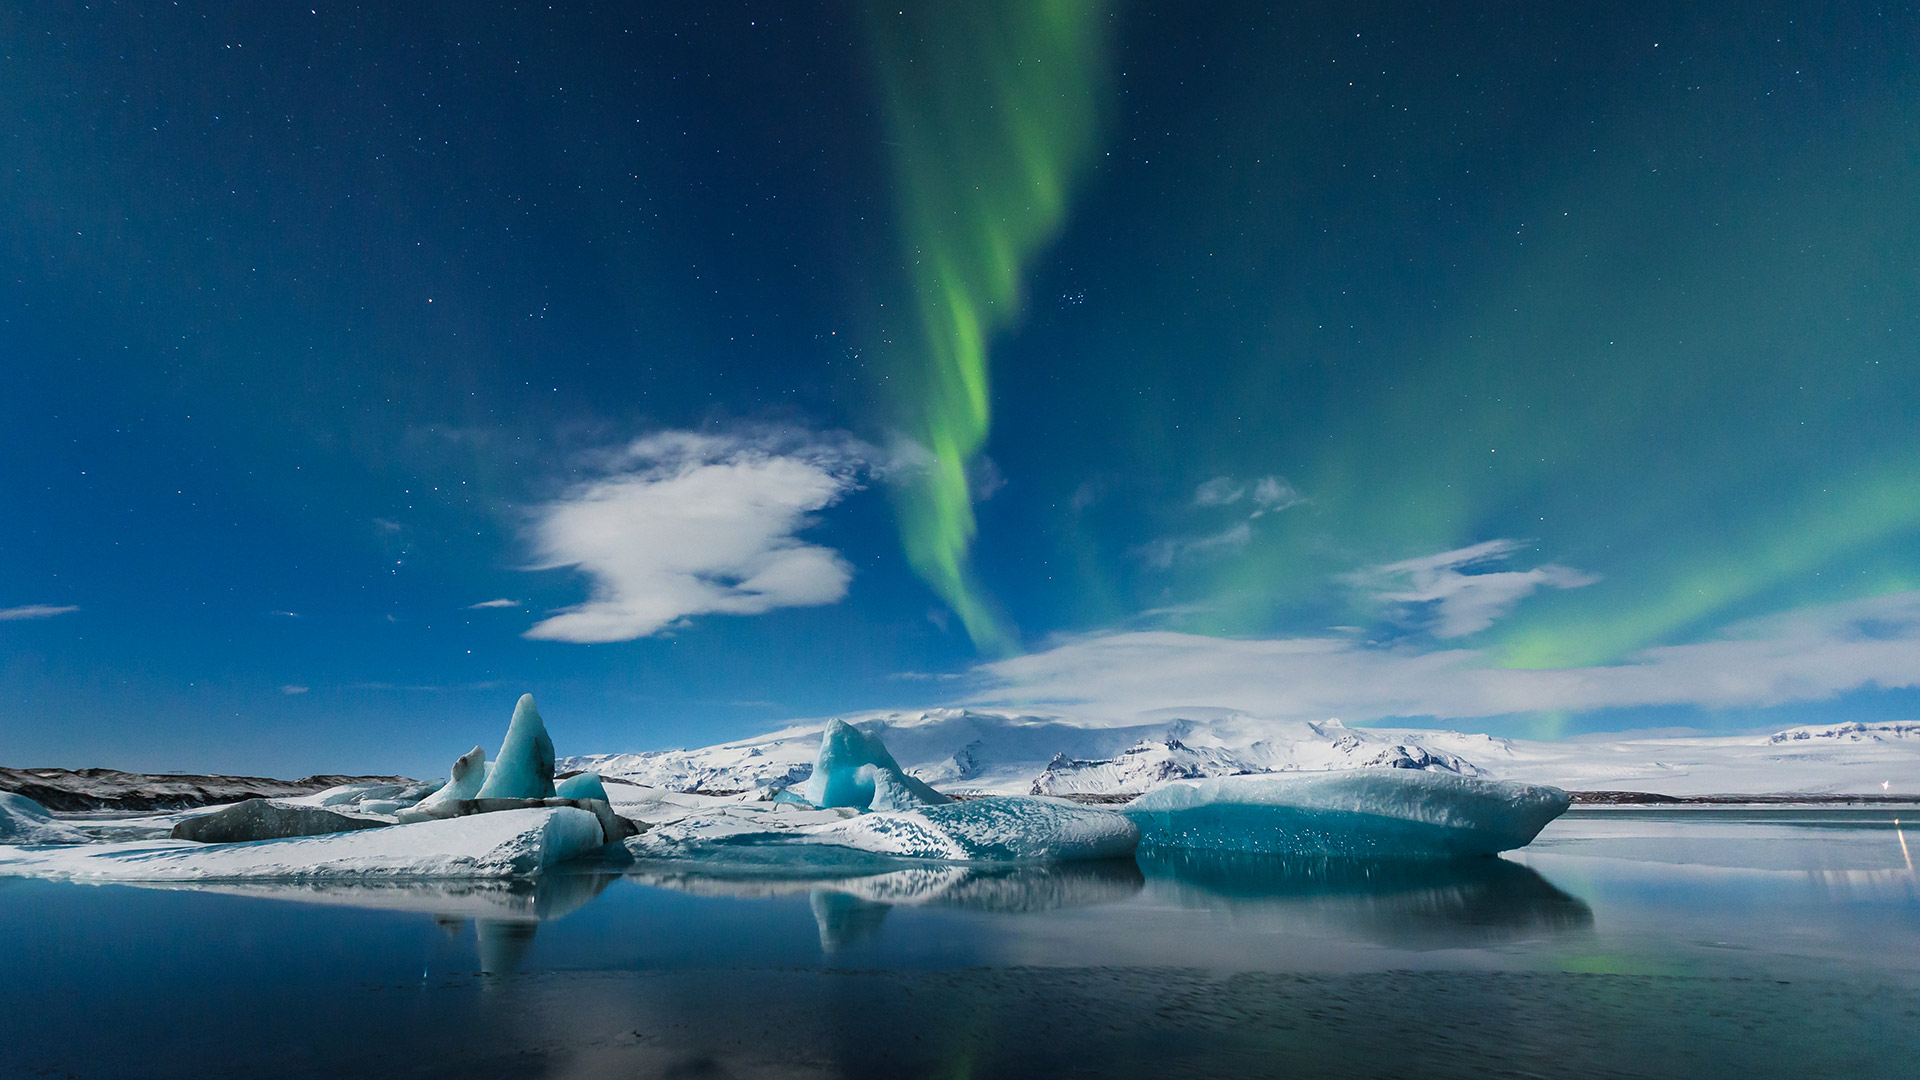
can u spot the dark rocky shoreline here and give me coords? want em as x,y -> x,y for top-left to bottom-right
0,767 -> 415,812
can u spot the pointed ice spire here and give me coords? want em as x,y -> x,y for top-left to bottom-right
798,718 -> 948,810
475,693 -> 557,799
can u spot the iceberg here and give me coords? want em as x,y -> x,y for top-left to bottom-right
475,693 -> 556,800
554,771 -> 610,802
797,718 -> 947,810
398,746 -> 490,822
0,792 -> 90,845
1123,770 -> 1570,858
169,798 -> 390,843
636,796 -> 1139,866
0,806 -> 607,881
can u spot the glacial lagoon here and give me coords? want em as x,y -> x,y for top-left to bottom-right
1,807 -> 1915,1079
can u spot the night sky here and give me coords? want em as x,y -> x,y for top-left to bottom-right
5,2 -> 1918,775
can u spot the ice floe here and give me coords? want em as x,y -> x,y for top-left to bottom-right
634,795 -> 1138,866
0,806 -> 607,881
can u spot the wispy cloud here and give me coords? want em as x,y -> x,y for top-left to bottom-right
1248,476 -> 1305,517
1192,474 -> 1305,517
1138,522 -> 1252,569
467,598 -> 520,609
1346,539 -> 1598,638
0,604 -> 78,621
280,685 -> 310,695
1193,476 -> 1245,507
969,590 -> 1920,724
524,428 -> 875,644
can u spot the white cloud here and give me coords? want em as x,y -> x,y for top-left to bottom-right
0,604 -> 78,621
468,598 -> 520,609
524,429 -> 871,644
280,685 -> 310,695
968,590 -> 1920,724
1347,539 -> 1598,638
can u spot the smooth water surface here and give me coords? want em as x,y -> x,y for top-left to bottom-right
1,809 -> 1915,1079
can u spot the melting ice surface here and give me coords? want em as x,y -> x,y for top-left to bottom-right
1124,770 -> 1571,857
632,795 -> 1139,867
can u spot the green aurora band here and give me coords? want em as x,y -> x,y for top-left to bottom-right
863,1 -> 1111,652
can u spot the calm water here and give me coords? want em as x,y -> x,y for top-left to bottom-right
1,809 -> 1915,1079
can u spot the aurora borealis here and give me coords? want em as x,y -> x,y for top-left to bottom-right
3,2 -> 1918,773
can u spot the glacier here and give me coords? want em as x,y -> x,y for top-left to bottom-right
1123,770 -> 1571,857
796,718 -> 948,810
475,693 -> 556,800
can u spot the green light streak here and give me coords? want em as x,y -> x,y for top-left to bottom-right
865,1 -> 1111,652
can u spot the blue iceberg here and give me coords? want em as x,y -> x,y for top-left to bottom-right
554,771 -> 610,802
797,719 -> 947,810
1123,770 -> 1569,858
475,694 -> 556,800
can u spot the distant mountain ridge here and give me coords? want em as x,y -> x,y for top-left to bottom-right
0,767 -> 414,812
561,711 -> 1920,798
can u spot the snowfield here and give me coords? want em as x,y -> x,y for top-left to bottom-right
563,711 -> 1920,799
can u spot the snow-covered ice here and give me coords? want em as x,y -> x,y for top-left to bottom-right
475,693 -> 557,800
634,795 -> 1138,866
1124,770 -> 1570,857
0,806 -> 607,881
797,718 -> 948,810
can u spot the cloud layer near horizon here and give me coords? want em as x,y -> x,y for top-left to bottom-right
525,431 -> 871,643
967,589 -> 1920,725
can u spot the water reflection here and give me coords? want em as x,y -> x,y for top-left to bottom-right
1141,851 -> 1594,948
128,869 -> 622,975
632,859 -> 1147,951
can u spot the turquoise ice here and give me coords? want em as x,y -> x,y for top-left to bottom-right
475,694 -> 557,800
1123,770 -> 1570,858
797,719 -> 947,810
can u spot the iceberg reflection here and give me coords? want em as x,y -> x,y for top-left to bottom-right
632,859 -> 1146,950
1140,851 -> 1593,947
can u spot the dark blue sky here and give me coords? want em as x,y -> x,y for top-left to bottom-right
5,2 -> 1919,776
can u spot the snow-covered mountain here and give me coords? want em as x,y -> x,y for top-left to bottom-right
560,710 -> 1920,798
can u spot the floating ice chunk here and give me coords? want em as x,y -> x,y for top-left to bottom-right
169,798 -> 390,843
475,694 -> 556,800
0,806 -> 606,880
797,719 -> 947,810
1123,770 -> 1570,858
0,792 -> 90,845
554,771 -> 609,803
817,798 -> 1139,862
399,746 -> 490,822
637,796 -> 1138,865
